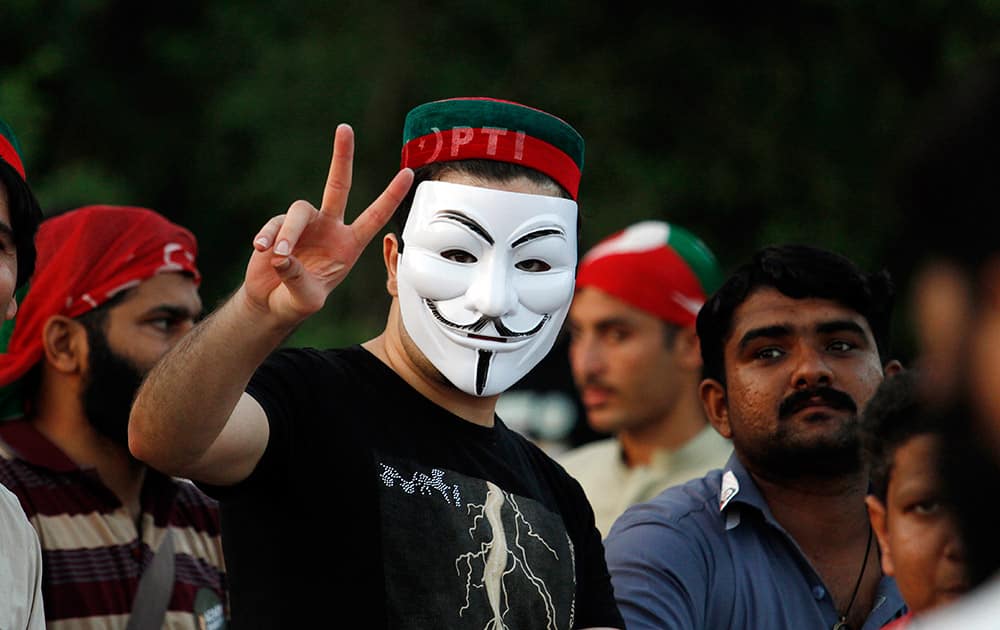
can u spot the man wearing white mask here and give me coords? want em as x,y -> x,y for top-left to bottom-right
128,97 -> 624,630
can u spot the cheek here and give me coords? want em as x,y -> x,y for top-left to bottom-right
513,270 -> 574,313
885,519 -> 937,608
726,372 -> 776,419
400,250 -> 473,301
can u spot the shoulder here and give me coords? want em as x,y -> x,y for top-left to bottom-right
0,483 -> 35,540
605,471 -> 725,559
558,438 -> 618,467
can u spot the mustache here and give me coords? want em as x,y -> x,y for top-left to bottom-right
424,299 -> 548,338
778,386 -> 857,420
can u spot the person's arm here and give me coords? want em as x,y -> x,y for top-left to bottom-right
602,505 -> 711,630
128,124 -> 413,486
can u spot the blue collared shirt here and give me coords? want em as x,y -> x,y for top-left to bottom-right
604,454 -> 907,630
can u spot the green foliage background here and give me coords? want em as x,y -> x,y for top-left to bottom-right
4,1 -> 1000,361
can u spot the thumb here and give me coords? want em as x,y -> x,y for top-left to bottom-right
270,254 -> 327,316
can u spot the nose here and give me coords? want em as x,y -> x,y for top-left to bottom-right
463,252 -> 518,318
790,344 -> 833,390
943,515 -> 967,563
569,332 -> 604,383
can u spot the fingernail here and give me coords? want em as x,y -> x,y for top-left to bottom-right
274,240 -> 290,256
254,236 -> 270,249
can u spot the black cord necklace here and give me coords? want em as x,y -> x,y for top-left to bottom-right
831,525 -> 874,630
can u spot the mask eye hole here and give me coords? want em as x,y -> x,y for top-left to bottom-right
441,249 -> 478,264
515,259 -> 551,272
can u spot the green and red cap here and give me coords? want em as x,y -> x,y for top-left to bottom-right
0,119 -> 27,180
576,221 -> 724,327
400,97 -> 585,199
0,117 -> 43,289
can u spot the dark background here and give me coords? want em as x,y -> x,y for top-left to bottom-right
5,1 -> 997,444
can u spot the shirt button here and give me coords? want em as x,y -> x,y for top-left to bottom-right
812,585 -> 826,600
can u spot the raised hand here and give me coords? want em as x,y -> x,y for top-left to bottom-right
243,124 -> 413,326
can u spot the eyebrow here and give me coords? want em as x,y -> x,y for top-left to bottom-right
738,319 -> 869,351
738,325 -> 792,351
438,211 -> 493,245
512,228 -> 564,248
148,304 -> 203,320
816,320 -> 868,338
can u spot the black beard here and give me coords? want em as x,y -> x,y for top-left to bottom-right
732,411 -> 864,479
80,327 -> 145,449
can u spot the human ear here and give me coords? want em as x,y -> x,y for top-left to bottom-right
883,359 -> 904,377
41,316 -> 88,374
865,495 -> 894,577
700,378 -> 731,438
383,233 -> 400,297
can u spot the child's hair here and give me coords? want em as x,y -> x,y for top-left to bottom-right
861,369 -> 945,501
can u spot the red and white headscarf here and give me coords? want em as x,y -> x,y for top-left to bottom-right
575,220 -> 724,328
0,205 -> 199,417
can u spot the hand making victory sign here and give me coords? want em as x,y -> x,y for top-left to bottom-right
243,123 -> 414,325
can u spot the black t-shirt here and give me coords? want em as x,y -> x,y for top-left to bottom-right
203,345 -> 622,629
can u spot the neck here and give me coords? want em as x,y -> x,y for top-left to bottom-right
30,386 -> 147,517
746,457 -> 880,628
365,317 -> 499,427
619,384 -> 708,467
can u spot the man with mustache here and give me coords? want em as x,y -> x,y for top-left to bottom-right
605,244 -> 907,630
0,205 -> 227,628
559,220 -> 732,538
128,98 -> 624,629
0,116 -> 45,629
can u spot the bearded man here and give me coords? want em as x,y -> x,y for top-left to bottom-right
604,244 -> 908,630
0,205 -> 227,628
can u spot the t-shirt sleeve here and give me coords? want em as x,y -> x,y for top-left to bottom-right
603,502 -> 712,630
201,347 -> 322,500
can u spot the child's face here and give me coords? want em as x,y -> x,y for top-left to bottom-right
866,434 -> 969,615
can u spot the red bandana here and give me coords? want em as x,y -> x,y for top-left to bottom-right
0,205 -> 200,395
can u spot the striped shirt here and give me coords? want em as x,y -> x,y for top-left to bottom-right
0,420 -> 227,629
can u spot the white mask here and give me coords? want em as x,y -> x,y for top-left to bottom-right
397,180 -> 578,397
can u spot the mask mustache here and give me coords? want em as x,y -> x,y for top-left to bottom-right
778,387 -> 857,420
425,299 -> 548,338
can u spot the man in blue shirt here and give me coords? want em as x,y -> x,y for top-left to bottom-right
605,244 -> 908,630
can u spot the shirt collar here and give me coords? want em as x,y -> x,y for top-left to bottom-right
0,419 -> 80,472
717,452 -> 789,532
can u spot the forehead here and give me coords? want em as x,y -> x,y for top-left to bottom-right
570,286 -> 656,325
110,272 -> 201,312
727,287 -> 875,344
888,433 -> 943,491
407,179 -> 577,238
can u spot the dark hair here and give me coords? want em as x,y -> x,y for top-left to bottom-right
0,162 -> 42,288
696,244 -> 895,384
861,370 -> 946,501
388,159 -> 573,247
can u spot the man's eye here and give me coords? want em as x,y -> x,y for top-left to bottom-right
441,249 -> 477,264
754,347 -> 784,360
515,259 -> 551,272
828,340 -> 855,352
912,500 -> 942,516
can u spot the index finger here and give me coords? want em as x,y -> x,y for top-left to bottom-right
350,168 -> 414,247
319,123 -> 355,216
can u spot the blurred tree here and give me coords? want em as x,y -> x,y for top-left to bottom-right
3,0 -> 999,362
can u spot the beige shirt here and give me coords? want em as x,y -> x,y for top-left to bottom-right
0,483 -> 45,629
559,425 -> 732,538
